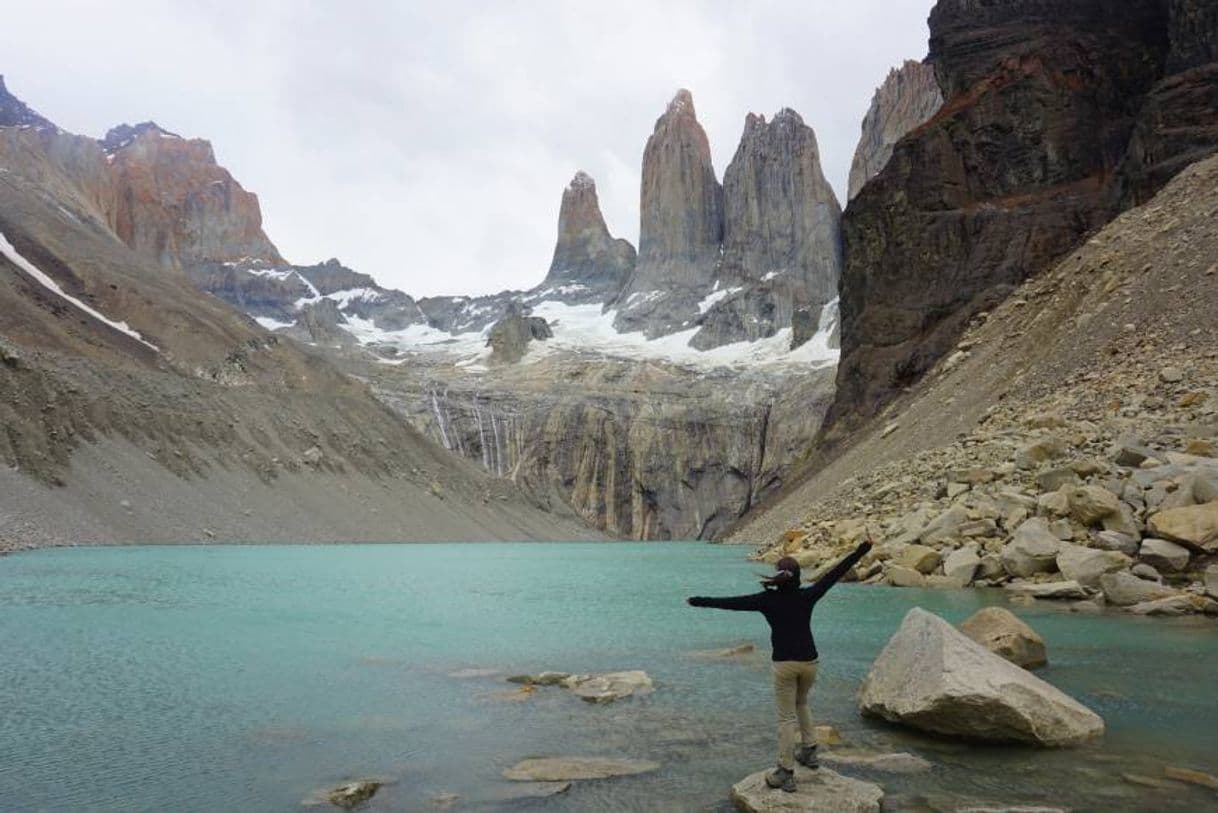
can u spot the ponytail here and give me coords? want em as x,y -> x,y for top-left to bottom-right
761,556 -> 801,590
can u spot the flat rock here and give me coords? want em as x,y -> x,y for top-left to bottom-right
858,608 -> 1103,746
1005,580 -> 1088,600
1164,765 -> 1218,790
563,670 -> 654,702
1206,564 -> 1218,598
730,765 -> 883,812
503,757 -> 660,782
1146,501 -> 1218,551
1138,538 -> 1191,572
1127,594 -> 1218,616
959,606 -> 1047,669
820,751 -> 933,773
1099,571 -> 1180,606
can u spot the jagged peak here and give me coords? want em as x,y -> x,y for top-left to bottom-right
666,88 -> 696,118
741,107 -> 812,142
772,107 -> 804,125
568,170 -> 596,192
0,74 -> 58,131
101,121 -> 185,153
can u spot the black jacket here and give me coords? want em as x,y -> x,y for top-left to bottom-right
688,543 -> 870,662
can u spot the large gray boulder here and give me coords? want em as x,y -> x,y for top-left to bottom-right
1147,502 -> 1218,551
943,546 -> 982,585
1056,542 -> 1131,587
958,607 -> 1047,669
730,765 -> 883,812
1001,519 -> 1062,577
858,608 -> 1103,746
1138,538 -> 1191,572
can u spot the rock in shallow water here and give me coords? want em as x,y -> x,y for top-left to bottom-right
819,751 -> 933,773
502,757 -> 659,781
958,606 -> 1047,669
858,608 -> 1103,746
563,670 -> 654,703
323,780 -> 381,809
1005,580 -> 1089,600
730,765 -> 883,812
1099,571 -> 1180,606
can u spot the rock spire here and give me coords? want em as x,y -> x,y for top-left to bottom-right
543,171 -> 635,296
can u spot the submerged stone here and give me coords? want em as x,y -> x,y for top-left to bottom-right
502,757 -> 660,782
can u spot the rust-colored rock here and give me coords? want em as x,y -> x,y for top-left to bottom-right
105,122 -> 284,270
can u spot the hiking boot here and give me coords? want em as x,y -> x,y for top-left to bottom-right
795,743 -> 819,770
765,766 -> 796,793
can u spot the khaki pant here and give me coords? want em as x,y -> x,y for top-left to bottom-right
772,660 -> 818,770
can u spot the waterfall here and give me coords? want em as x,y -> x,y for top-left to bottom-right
474,399 -> 491,471
490,412 -> 504,477
429,387 -> 452,451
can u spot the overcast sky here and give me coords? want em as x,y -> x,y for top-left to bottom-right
3,1 -> 934,297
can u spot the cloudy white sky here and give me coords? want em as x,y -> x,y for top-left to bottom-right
3,1 -> 934,296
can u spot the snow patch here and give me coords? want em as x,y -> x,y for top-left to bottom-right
254,316 -> 294,331
697,286 -> 742,314
0,230 -> 158,352
321,287 -> 385,307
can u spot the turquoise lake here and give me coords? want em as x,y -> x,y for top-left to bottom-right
1,543 -> 1216,812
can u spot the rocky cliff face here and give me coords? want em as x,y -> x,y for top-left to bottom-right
1118,0 -> 1218,204
847,61 -> 943,201
543,172 -> 635,297
369,355 -> 835,539
612,90 -> 723,336
696,109 -> 842,350
828,0 -> 1218,437
105,122 -> 284,270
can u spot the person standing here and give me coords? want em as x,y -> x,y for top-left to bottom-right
687,540 -> 872,792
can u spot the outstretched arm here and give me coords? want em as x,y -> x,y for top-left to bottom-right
687,592 -> 767,612
803,541 -> 872,601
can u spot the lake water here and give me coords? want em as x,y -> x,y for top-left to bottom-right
1,543 -> 1216,812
